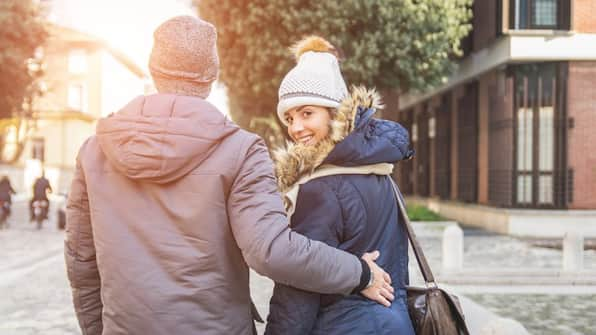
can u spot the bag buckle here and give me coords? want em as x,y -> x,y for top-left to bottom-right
425,281 -> 438,289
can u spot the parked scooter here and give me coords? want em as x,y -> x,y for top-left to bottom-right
32,199 -> 48,230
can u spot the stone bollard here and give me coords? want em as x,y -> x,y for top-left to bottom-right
442,224 -> 463,272
563,231 -> 584,272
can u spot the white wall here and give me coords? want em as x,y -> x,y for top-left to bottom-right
100,52 -> 146,117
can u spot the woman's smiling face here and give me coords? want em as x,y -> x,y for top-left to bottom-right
285,105 -> 331,146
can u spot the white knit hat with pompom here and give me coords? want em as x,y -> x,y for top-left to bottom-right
277,36 -> 348,125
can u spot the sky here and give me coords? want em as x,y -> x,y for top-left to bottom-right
46,0 -> 229,114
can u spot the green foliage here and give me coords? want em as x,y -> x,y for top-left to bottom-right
0,0 -> 47,118
197,0 -> 471,142
406,204 -> 444,221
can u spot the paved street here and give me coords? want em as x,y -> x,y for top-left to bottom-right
413,226 -> 596,335
0,199 -> 276,335
2,200 -> 595,334
0,199 -> 80,335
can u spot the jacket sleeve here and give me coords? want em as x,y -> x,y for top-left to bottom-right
227,135 -> 362,295
64,146 -> 103,335
380,119 -> 414,160
265,181 -> 343,335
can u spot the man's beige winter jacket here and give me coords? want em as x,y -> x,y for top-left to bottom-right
64,94 -> 364,335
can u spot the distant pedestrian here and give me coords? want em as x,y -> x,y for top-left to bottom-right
266,36 -> 415,335
65,16 -> 394,335
0,175 -> 16,216
29,172 -> 52,221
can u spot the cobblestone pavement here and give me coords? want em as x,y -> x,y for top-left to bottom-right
416,227 -> 596,271
251,272 -> 273,335
0,200 -> 277,335
0,200 -> 80,335
1,203 -> 594,334
467,293 -> 596,335
414,227 -> 596,335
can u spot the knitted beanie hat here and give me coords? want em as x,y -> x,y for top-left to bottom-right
149,16 -> 219,98
277,36 -> 348,125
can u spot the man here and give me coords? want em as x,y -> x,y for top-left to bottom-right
0,175 -> 16,217
65,16 -> 395,335
30,172 -> 52,221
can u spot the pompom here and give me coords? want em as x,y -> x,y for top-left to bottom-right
291,35 -> 338,61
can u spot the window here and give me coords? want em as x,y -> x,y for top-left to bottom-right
511,0 -> 568,30
68,49 -> 87,74
516,102 -> 533,204
428,117 -> 436,139
513,63 -> 561,207
533,0 -> 557,27
68,83 -> 87,112
32,138 -> 45,162
537,77 -> 555,204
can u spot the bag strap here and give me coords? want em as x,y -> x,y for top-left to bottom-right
388,179 -> 436,285
389,180 -> 471,335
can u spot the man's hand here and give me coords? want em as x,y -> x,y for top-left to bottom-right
360,250 -> 395,307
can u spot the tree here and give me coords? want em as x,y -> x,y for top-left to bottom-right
198,0 -> 472,146
0,0 -> 47,162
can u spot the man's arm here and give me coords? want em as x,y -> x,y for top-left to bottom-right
64,147 -> 103,335
227,135 -> 390,298
265,181 -> 342,335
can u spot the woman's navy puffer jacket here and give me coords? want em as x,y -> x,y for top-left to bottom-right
266,88 -> 415,335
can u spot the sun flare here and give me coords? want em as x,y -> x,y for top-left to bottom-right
47,0 -> 194,70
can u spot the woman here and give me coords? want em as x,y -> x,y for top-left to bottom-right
265,36 -> 415,335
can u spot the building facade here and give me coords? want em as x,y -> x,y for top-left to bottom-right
1,24 -> 148,194
396,0 -> 596,235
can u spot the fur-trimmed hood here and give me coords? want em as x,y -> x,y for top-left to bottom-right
274,86 -> 412,193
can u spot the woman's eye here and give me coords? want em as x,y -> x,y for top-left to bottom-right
303,110 -> 312,117
285,117 -> 293,124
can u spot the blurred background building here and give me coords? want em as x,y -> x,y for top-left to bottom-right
2,22 -> 149,194
0,0 -> 217,194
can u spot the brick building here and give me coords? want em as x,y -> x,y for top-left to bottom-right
396,0 -> 596,236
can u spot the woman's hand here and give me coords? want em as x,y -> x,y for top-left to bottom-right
360,250 -> 395,307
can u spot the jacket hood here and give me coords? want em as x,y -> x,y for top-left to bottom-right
274,86 -> 413,193
96,94 -> 239,184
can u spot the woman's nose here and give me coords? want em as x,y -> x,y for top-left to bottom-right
290,120 -> 304,134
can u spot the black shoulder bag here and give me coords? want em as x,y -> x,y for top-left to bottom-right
390,180 -> 470,335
